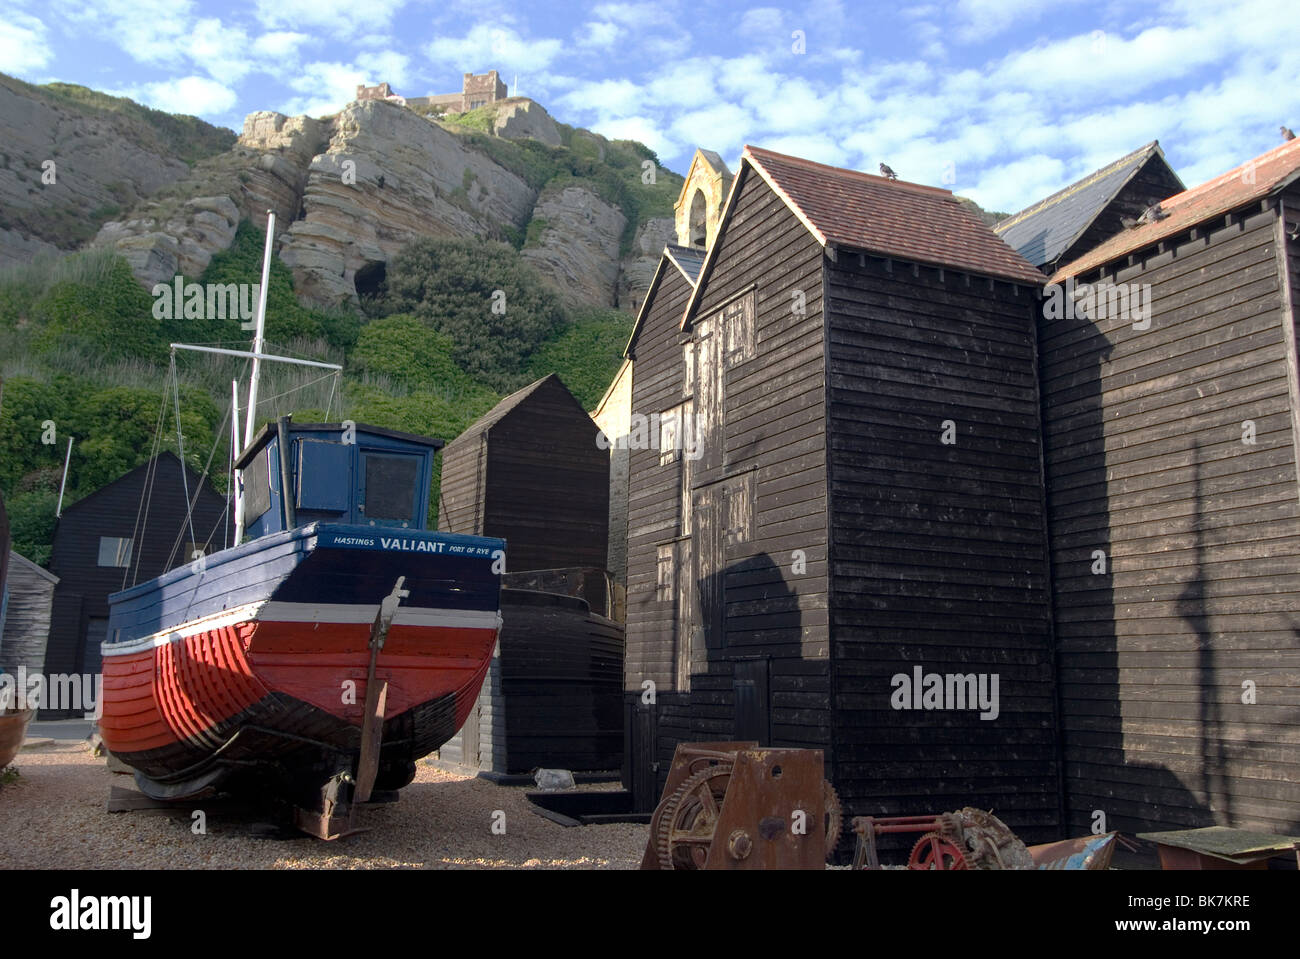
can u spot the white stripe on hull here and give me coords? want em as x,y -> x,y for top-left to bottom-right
103,601 -> 501,657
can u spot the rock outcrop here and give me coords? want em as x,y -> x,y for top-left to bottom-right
277,99 -> 537,309
492,99 -> 562,147
617,216 -> 674,312
0,227 -> 60,265
94,195 -> 240,288
237,112 -> 328,227
0,75 -> 218,265
521,183 -> 626,309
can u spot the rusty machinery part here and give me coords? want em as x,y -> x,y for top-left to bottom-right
909,832 -> 969,870
654,763 -> 734,870
950,807 -> 1035,870
823,781 -> 843,859
684,750 -> 739,777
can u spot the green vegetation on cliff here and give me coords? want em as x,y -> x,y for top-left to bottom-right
1,224 -> 630,563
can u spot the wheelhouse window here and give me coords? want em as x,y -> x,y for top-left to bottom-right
97,536 -> 133,568
363,453 -> 420,524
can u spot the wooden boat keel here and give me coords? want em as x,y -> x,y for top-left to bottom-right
294,577 -> 410,838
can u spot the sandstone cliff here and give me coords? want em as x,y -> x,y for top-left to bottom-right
0,73 -> 233,266
2,75 -> 683,314
521,182 -> 626,309
278,99 -> 537,309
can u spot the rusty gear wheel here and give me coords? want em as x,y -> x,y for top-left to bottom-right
653,763 -> 733,870
908,831 -> 969,870
822,781 -> 843,859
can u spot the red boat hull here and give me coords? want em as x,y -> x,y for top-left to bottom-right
100,602 -> 498,794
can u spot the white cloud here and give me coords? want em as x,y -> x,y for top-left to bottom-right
252,31 -> 311,60
279,60 -> 370,117
965,154 -> 1069,212
426,24 -> 563,74
0,13 -> 53,75
186,17 -> 254,83
555,79 -> 646,119
591,1 -> 677,29
671,103 -> 754,157
576,21 -> 622,50
952,0 -> 1086,43
738,6 -> 784,38
357,50 -> 411,88
256,0 -> 406,37
129,75 -> 238,116
53,0 -> 194,65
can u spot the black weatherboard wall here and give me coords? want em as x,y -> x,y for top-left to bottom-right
44,452 -> 226,716
826,252 -> 1060,835
1040,139 -> 1300,842
437,373 -> 623,773
623,146 -> 1061,842
438,373 -> 609,572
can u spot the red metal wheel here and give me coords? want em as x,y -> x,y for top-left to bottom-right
908,831 -> 969,870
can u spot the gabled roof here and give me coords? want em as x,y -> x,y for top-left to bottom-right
664,243 -> 706,284
443,373 -> 590,451
623,242 -> 705,358
697,149 -> 731,176
58,451 -> 218,519
591,357 -> 630,421
994,141 -> 1180,268
1051,137 -> 1300,282
7,549 -> 58,584
740,146 -> 1044,284
678,145 -> 1044,330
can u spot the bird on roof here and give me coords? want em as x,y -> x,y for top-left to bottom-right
1136,202 -> 1168,225
879,163 -> 898,180
1283,126 -> 1297,141
1120,215 -> 1140,230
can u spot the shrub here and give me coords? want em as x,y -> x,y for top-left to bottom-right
527,308 -> 633,409
382,237 -> 567,392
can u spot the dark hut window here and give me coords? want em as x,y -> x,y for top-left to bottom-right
364,453 -> 419,523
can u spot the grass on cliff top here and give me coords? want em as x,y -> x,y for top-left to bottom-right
0,72 -> 236,166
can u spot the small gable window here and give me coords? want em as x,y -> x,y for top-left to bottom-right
97,537 -> 133,568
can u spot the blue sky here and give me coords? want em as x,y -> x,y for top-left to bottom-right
3,0 -> 1298,213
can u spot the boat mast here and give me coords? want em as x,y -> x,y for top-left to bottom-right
231,378 -> 243,544
244,210 -> 275,451
169,211 -> 343,545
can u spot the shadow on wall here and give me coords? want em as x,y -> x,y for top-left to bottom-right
1045,304 -> 1213,867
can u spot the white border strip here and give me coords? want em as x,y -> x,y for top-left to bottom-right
103,601 -> 501,657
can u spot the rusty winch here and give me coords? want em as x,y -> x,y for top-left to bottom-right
641,742 -> 842,870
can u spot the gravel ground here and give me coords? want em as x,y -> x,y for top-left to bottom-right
0,744 -> 647,869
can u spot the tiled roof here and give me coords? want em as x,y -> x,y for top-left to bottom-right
995,141 -> 1175,268
1052,137 -> 1300,282
624,243 -> 705,357
743,145 -> 1044,285
665,243 -> 706,284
